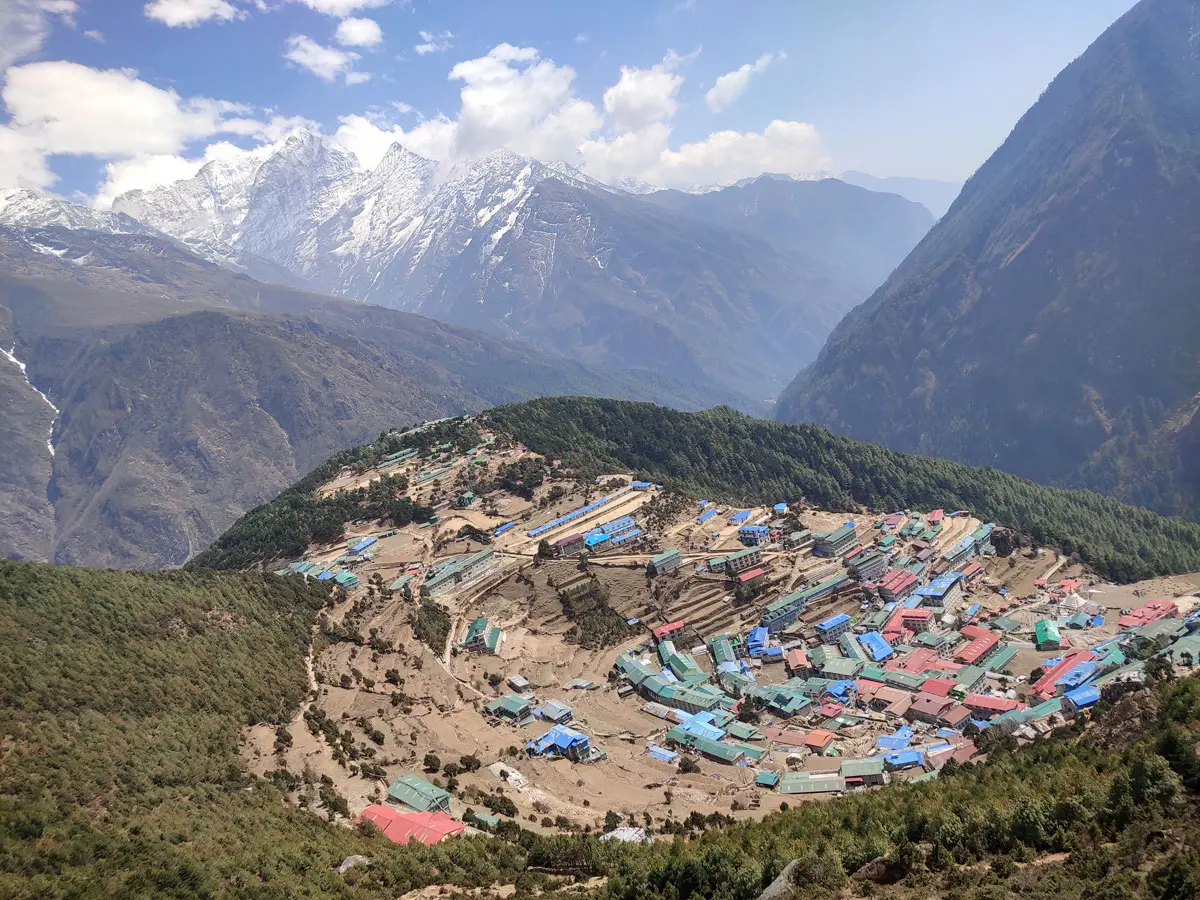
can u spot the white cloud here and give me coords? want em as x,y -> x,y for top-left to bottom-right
144,0 -> 243,27
392,100 -> 414,115
414,29 -> 453,55
3,62 -> 255,157
603,50 -> 688,133
574,33 -> 589,43
344,71 -> 371,84
0,127 -> 54,190
448,44 -> 601,161
705,51 -> 783,113
659,119 -> 827,185
335,16 -> 382,47
333,112 -> 456,168
0,0 -> 78,69
83,28 -> 104,42
292,0 -> 392,17
283,34 -> 363,82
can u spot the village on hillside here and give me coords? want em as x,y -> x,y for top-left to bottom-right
243,418 -> 1200,849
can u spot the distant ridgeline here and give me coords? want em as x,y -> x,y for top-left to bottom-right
484,398 -> 1200,583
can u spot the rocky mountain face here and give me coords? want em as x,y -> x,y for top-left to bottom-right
0,226 -> 731,568
778,0 -> 1200,518
104,135 -> 932,400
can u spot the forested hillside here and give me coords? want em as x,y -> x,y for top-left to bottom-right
486,398 -> 1200,582
6,554 -> 1200,898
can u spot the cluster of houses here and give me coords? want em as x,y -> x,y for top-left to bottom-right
481,676 -> 607,763
602,508 -> 1200,795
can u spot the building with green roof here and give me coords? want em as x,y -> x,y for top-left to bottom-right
421,548 -> 495,598
981,644 -> 1017,673
822,657 -> 863,680
706,635 -> 737,666
840,757 -> 886,786
483,694 -> 533,723
387,775 -> 451,813
1034,619 -> 1061,650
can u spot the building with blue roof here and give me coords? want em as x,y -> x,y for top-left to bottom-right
739,525 -> 771,546
348,536 -> 377,554
1056,660 -> 1098,693
526,724 -> 594,761
858,631 -> 895,662
1064,685 -> 1100,709
884,749 -> 925,770
729,510 -> 751,525
815,612 -> 852,644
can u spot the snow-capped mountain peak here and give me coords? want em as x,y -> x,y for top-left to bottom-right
0,188 -> 150,234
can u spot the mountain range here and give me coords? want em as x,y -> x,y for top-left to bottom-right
779,0 -> 1200,519
106,133 -> 933,399
0,222 -> 748,568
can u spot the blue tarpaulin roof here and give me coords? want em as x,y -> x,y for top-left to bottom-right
1065,685 -> 1101,708
527,724 -> 590,755
816,613 -> 851,633
349,536 -> 377,553
884,750 -> 924,769
647,744 -> 678,763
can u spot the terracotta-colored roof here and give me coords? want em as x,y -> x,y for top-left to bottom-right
805,729 -> 835,749
358,806 -> 465,846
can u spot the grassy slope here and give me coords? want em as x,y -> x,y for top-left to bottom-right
486,397 -> 1200,582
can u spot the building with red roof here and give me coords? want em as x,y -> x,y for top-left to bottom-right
928,509 -> 944,523
879,568 -> 919,602
920,677 -> 957,697
1117,599 -> 1178,630
939,704 -> 972,729
652,621 -> 685,641
1030,648 -> 1094,701
358,806 -> 465,846
805,729 -> 836,753
786,647 -> 810,677
906,692 -> 956,724
963,694 -> 1024,717
954,624 -> 1000,665
736,567 -> 766,584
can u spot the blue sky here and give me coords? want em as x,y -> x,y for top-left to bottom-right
1,0 -> 1139,203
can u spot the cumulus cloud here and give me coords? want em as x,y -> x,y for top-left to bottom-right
447,44 -> 601,162
603,50 -> 688,133
705,51 -> 783,113
333,113 -> 456,168
283,34 -> 365,83
83,28 -> 104,41
4,39 -> 827,202
293,0 -> 392,17
335,16 -> 382,47
144,0 -> 243,27
0,61 -> 275,194
4,62 -> 256,157
414,29 -> 453,55
335,43 -> 825,190
0,0 -> 78,69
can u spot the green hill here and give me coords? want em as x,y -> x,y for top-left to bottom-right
485,398 -> 1200,583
